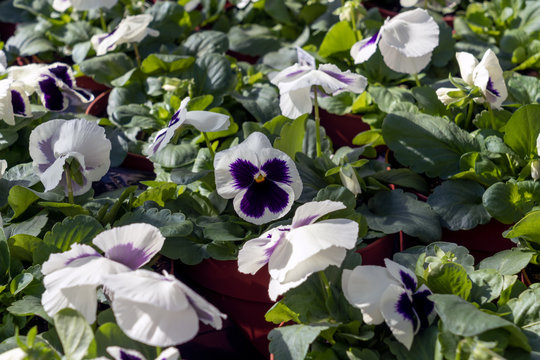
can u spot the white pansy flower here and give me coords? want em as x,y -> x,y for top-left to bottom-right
102,270 -> 226,346
342,259 -> 436,349
52,0 -> 118,12
238,200 -> 358,300
91,14 -> 159,56
271,62 -> 367,119
147,97 -> 230,156
436,49 -> 507,109
41,224 -> 165,323
0,78 -> 31,126
350,8 -> 439,75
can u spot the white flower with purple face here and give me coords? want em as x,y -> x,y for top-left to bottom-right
41,223 -> 165,323
238,200 -> 359,300
436,49 -> 507,109
147,97 -> 230,156
52,0 -> 118,12
0,78 -> 31,126
214,132 -> 302,225
91,14 -> 159,56
350,8 -> 439,75
342,259 -> 435,349
107,347 -> 179,360
29,118 -> 111,196
102,270 -> 226,347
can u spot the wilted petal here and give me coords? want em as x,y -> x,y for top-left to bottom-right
185,111 -> 230,132
342,266 -> 399,325
456,52 -> 478,86
339,166 -> 362,196
350,32 -> 380,64
380,284 -> 417,350
292,200 -> 346,228
93,224 -> 165,270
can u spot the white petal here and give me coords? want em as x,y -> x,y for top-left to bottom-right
292,200 -> 346,228
341,266 -> 399,325
93,224 -> 165,270
473,49 -> 507,109
350,33 -> 380,64
0,51 -> 6,74
238,232 -> 278,274
0,159 -> 7,179
270,63 -> 313,88
214,131 -> 272,167
185,111 -> 230,132
61,285 -> 99,324
455,52 -> 478,85
0,348 -> 26,360
384,259 -> 418,292
380,284 -> 416,350
379,41 -> 434,74
156,348 -> 180,360
214,144 -> 260,199
279,87 -> 313,119
39,156 -> 67,192
8,64 -> 47,95
435,87 -> 461,105
0,79 -> 15,126
318,64 -> 367,95
10,85 -> 32,118
29,119 -> 64,177
268,276 -> 305,301
107,347 -> 145,360
41,243 -> 100,275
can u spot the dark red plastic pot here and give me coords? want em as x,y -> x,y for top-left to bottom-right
179,259 -> 274,357
357,234 -> 397,266
226,50 -> 260,64
0,22 -> 16,41
318,109 -> 370,148
85,89 -> 111,117
76,76 -> 109,94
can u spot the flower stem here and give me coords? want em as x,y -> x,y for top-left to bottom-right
133,43 -> 142,68
414,73 -> 421,87
99,9 -> 107,32
465,100 -> 474,130
202,132 -> 216,159
487,102 -> 496,130
64,163 -> 75,204
313,86 -> 322,158
318,271 -> 332,302
350,12 -> 359,42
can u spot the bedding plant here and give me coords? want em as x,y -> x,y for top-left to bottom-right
0,0 -> 539,359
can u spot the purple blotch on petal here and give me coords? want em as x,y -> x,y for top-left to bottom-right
395,292 -> 417,329
261,158 -> 292,184
38,137 -> 57,165
65,252 -> 100,266
363,32 -> 379,48
320,69 -> 355,85
486,77 -> 500,97
106,243 -> 150,270
120,350 -> 143,360
400,270 -> 417,292
10,90 -> 26,116
168,108 -> 182,127
39,76 -> 65,111
294,215 -> 318,228
286,69 -> 308,78
412,289 -> 434,329
240,180 -> 290,218
230,159 -> 258,190
48,64 -> 73,88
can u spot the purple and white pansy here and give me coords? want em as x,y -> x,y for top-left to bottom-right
0,78 -> 31,126
29,118 -> 111,196
102,270 -> 226,346
41,224 -> 165,323
147,97 -> 230,156
350,8 -> 439,75
107,346 -> 179,360
342,259 -> 436,349
238,200 -> 359,300
436,49 -> 507,109
214,132 -> 302,225
91,14 -> 159,56
271,50 -> 367,119
52,0 -> 118,12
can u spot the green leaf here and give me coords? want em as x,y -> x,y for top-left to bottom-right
132,183 -> 178,207
37,202 -> 90,217
8,186 -> 64,219
183,30 -> 229,56
371,169 -> 429,194
478,249 -> 533,275
318,21 -> 356,58
9,272 -> 32,295
43,215 -> 104,252
431,294 -> 531,351
268,324 -> 332,360
197,216 -> 246,241
358,189 -> 441,242
146,1 -> 187,43
426,262 -> 472,300
54,308 -> 94,360
427,180 -> 491,231
482,181 -> 540,224
382,112 -> 480,178
187,53 -> 235,106
228,25 -> 281,57
8,234 -> 42,263
265,302 -> 300,325
7,295 -> 52,323
274,114 -> 308,160
369,86 -> 417,114
264,0 -> 291,23
114,208 -> 193,238
504,104 -> 540,158
0,228 -> 10,284
170,168 -> 212,185
140,54 -> 195,75
412,86 -> 448,116
505,210 -> 540,245
232,84 -> 281,123
469,269 -> 504,304
504,285 -> 540,337
314,185 -> 356,210
149,142 -> 198,169
79,53 -> 135,86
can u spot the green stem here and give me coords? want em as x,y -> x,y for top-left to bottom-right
156,346 -> 162,357
133,43 -> 142,68
318,271 -> 332,302
465,100 -> 474,130
202,132 -> 216,159
414,73 -> 421,87
350,12 -> 359,42
487,102 -> 496,130
313,86 -> 322,158
64,164 -> 74,204
99,9 -> 107,32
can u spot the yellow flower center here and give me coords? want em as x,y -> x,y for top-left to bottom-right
254,173 -> 266,183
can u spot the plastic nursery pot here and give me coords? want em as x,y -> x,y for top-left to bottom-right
75,76 -> 110,94
178,259 -> 274,358
0,22 -> 16,41
226,50 -> 260,64
85,88 -> 111,117
318,109 -> 370,149
356,234 -> 399,266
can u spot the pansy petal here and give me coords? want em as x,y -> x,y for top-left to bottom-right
38,76 -> 67,111
342,266 -> 399,325
0,79 -> 15,125
435,87 -> 460,105
412,284 -> 435,328
0,160 -> 7,179
279,87 -> 313,119
350,32 -> 380,64
106,347 -> 145,360
60,285 -> 99,324
233,181 -> 295,225
270,63 -> 313,88
41,243 -> 100,275
29,119 -> 63,173
473,49 -> 507,109
0,348 -> 26,360
379,42 -> 433,74
215,151 -> 260,198
10,87 -> 31,117
8,64 -> 47,95
185,111 -> 230,132
268,276 -> 305,301
146,128 -> 169,157
384,259 -> 417,292
93,224 -> 165,270
260,147 -> 302,199
291,200 -> 346,228
157,347 -> 181,360
40,156 -> 68,191
53,0 -> 73,11
238,233 -> 278,274
0,50 -> 6,73
380,284 -> 417,350
455,52 -> 478,85
47,63 -> 74,88
318,64 -> 367,94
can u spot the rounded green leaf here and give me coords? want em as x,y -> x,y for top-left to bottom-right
503,104 -> 540,158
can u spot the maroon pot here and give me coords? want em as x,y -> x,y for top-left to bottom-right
357,234 -> 397,266
75,76 -> 110,94
0,22 -> 16,41
85,89 -> 111,117
318,109 -> 370,148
